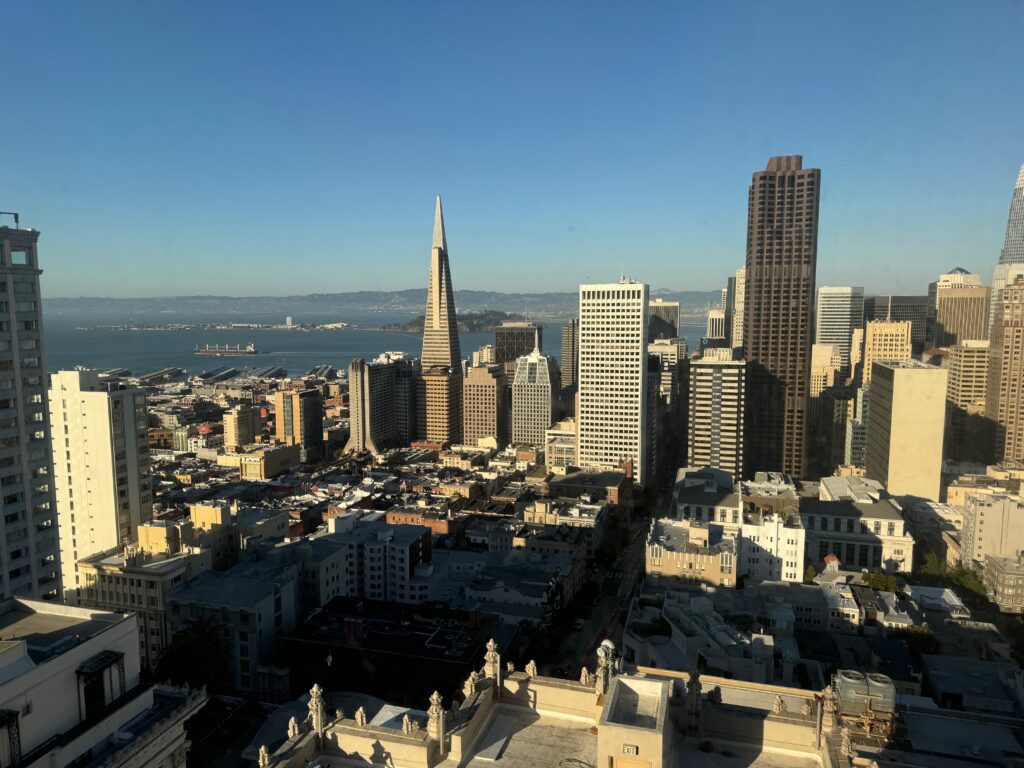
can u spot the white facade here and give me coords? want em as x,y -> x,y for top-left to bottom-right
50,370 -> 152,602
815,286 -> 864,375
511,348 -> 558,447
577,280 -> 650,486
731,266 -> 746,350
740,511 -> 805,583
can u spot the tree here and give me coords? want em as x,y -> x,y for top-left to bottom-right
803,565 -> 818,584
861,571 -> 899,593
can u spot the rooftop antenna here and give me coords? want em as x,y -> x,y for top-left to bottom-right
0,212 -> 20,227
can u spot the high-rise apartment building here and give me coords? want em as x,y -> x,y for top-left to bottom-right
577,279 -> 650,485
463,364 -> 509,448
730,267 -> 746,351
345,357 -> 399,454
648,299 -> 679,340
687,348 -> 745,480
861,320 -> 912,386
705,308 -> 726,341
511,348 -> 558,447
815,286 -> 864,375
560,318 -> 579,393
946,340 -> 992,464
864,295 -> 929,352
274,388 -> 324,462
50,369 -> 152,600
865,361 -> 947,501
471,344 -> 495,367
933,285 -> 990,348
419,196 -> 462,445
961,493 -> 1024,566
375,351 -> 420,446
0,221 -> 59,600
987,277 -> 1024,464
809,344 -> 842,399
224,403 -> 261,450
743,155 -> 820,478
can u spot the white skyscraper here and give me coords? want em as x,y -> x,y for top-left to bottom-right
815,286 -> 864,376
0,220 -> 60,600
730,266 -> 746,351
511,348 -> 559,447
577,279 -> 650,485
50,369 -> 153,601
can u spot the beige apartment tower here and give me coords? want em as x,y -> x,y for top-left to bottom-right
274,388 -> 324,462
419,196 -> 462,445
345,357 -> 400,454
687,348 -> 745,480
463,364 -> 508,448
860,319 -> 913,386
224,403 -> 261,450
946,340 -> 992,463
865,360 -> 947,501
50,369 -> 153,601
987,277 -> 1024,463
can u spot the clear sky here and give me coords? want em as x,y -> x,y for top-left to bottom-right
3,1 -> 1022,298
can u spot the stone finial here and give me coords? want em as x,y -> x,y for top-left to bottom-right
354,706 -> 367,727
506,661 -> 516,675
772,694 -> 787,715
579,667 -> 592,686
841,726 -> 853,757
258,745 -> 270,768
484,638 -> 500,679
428,690 -> 444,721
708,686 -> 722,705
287,716 -> 300,739
801,698 -> 814,717
427,690 -> 445,744
308,684 -> 326,736
594,664 -> 608,695
463,670 -> 479,699
335,708 -> 345,722
402,714 -> 413,734
822,685 -> 837,714
525,659 -> 538,678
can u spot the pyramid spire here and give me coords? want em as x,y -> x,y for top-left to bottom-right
433,195 -> 447,253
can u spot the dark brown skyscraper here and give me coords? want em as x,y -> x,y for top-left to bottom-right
743,155 -> 820,478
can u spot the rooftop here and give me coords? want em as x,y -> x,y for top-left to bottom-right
0,598 -> 128,665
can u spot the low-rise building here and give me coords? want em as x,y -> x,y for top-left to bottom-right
217,442 -> 301,480
645,518 -> 736,588
961,492 -> 1024,566
544,417 -> 578,474
983,553 -> 1024,613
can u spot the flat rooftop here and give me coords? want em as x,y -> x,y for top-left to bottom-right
0,599 -> 127,663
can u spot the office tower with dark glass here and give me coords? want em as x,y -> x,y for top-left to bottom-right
0,220 -> 60,599
815,286 -> 864,377
989,164 -> 1024,332
419,196 -> 462,445
743,155 -> 820,478
495,322 -> 541,376
560,317 -> 578,392
647,299 -> 680,340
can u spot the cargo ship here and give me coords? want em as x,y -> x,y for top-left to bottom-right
194,342 -> 260,357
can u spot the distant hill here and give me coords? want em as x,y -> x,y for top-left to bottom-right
383,310 -> 526,333
44,288 -> 721,322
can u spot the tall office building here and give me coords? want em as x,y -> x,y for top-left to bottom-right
648,298 -> 680,340
224,403 -> 261,450
809,344 -> 842,399
372,351 -> 420,446
687,348 -> 745,480
946,340 -> 992,464
815,286 -> 864,375
705,308 -> 726,341
0,221 -> 60,600
865,361 -> 947,501
274,388 -> 324,462
345,357 -> 400,454
463,364 -> 509,448
933,285 -> 990,348
990,167 -> 1024,332
743,155 -> 820,478
577,279 -> 650,485
50,369 -> 152,601
419,196 -> 462,445
495,322 -> 541,374
560,318 -> 579,393
987,277 -> 1024,464
511,348 -> 559,447
730,267 -> 746,351
864,295 -> 929,352
928,268 -> 980,342
861,320 -> 912,386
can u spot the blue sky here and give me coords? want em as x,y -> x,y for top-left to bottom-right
3,1 -> 1022,298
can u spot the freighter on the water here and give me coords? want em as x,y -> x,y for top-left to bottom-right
194,343 -> 260,357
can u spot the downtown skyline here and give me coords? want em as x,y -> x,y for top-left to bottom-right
3,1 -> 1023,298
